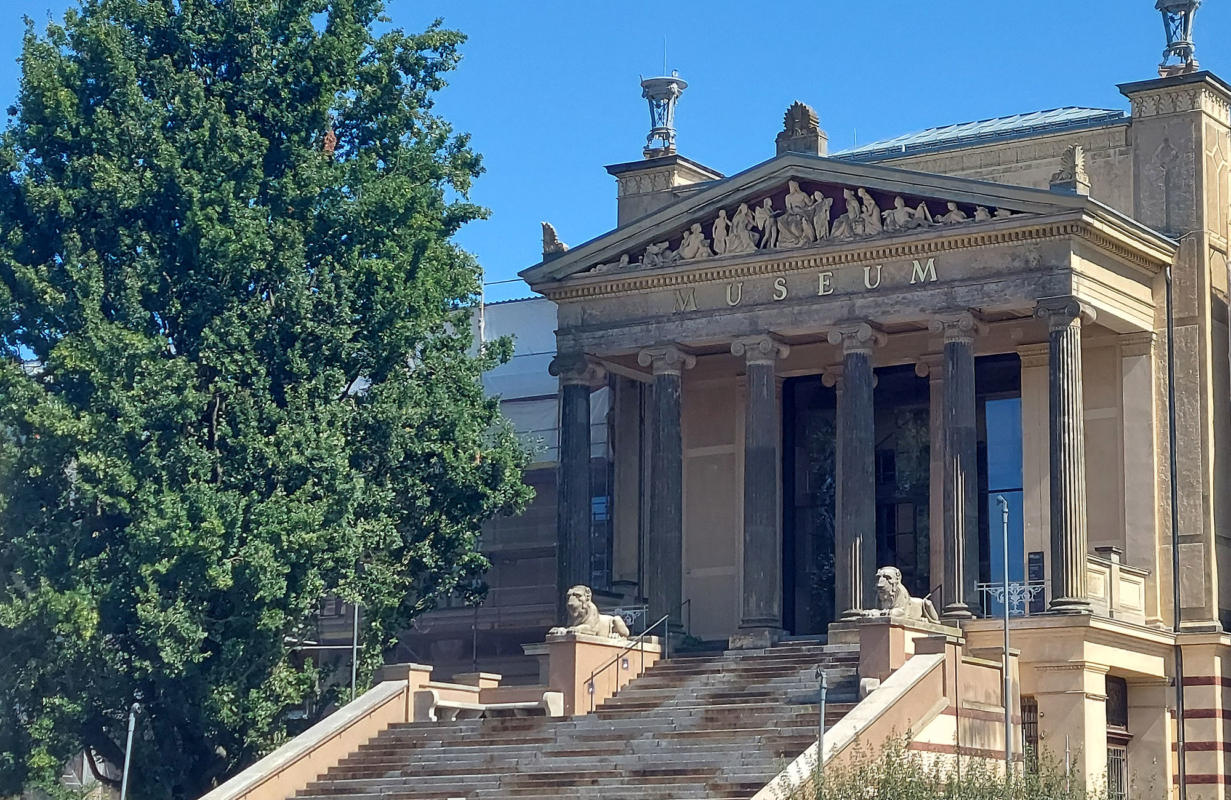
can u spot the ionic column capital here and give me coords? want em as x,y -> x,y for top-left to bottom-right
549,353 -> 607,386
637,344 -> 697,376
731,334 -> 790,365
928,311 -> 984,345
1035,296 -> 1096,331
826,321 -> 886,355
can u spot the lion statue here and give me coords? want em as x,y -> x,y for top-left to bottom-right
548,585 -> 631,639
864,566 -> 940,623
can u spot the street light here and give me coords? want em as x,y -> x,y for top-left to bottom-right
118,702 -> 140,800
995,495 -> 1012,773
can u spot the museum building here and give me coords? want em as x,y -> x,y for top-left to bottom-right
509,40 -> 1231,799
256,7 -> 1231,798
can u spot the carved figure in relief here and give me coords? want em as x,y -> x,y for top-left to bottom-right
994,208 -> 1014,219
548,585 -> 631,639
754,198 -> 779,249
641,240 -> 679,268
881,196 -> 932,232
858,188 -> 883,235
727,203 -> 758,254
711,210 -> 730,255
592,253 -> 630,273
778,180 -> 817,247
831,188 -> 865,239
935,201 -> 970,225
678,222 -> 714,260
860,566 -> 940,623
811,192 -> 834,239
974,206 -> 993,222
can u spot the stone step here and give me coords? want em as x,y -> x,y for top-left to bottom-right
299,639 -> 867,799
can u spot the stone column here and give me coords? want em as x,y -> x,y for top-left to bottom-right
930,313 -> 980,619
828,323 -> 882,617
636,345 -> 696,626
731,334 -> 790,646
549,354 -> 606,611
1036,298 -> 1092,613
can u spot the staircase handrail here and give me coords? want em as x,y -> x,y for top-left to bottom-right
586,612 -> 670,712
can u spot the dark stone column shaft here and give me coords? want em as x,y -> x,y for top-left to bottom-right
549,354 -> 604,621
1040,299 -> 1092,612
829,324 -> 880,616
933,314 -> 979,619
733,336 -> 789,635
557,382 -> 592,594
637,346 -> 695,626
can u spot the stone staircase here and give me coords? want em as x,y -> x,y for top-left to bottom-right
294,640 -> 860,799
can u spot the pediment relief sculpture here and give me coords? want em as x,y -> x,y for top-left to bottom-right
584,178 -> 1024,275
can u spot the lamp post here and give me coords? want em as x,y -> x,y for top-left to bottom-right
995,494 -> 1012,772
816,668 -> 828,788
118,702 -> 140,800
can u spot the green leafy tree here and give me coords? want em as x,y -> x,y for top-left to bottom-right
0,1 -> 530,797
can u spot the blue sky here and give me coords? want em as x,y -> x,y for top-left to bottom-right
2,1 -> 1228,301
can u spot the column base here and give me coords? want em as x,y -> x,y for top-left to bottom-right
942,603 -> 975,621
1047,597 -> 1093,614
729,627 -> 785,650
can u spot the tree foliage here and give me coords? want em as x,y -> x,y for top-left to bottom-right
0,0 -> 530,797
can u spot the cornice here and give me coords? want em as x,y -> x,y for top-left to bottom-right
537,214 -> 1171,304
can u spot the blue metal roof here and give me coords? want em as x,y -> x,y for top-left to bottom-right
833,107 -> 1126,163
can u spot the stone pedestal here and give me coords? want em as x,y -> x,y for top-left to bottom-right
828,324 -> 881,617
637,345 -> 695,627
828,616 -> 963,681
1037,298 -> 1092,613
523,631 -> 662,716
732,335 -> 789,646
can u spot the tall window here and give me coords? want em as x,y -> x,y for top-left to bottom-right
976,355 -> 1024,615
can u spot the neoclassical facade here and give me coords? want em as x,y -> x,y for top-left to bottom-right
514,67 -> 1231,794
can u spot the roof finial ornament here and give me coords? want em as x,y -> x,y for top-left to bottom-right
776,101 -> 827,156
541,222 -> 568,260
1050,145 -> 1090,196
640,71 -> 687,159
1156,0 -> 1201,77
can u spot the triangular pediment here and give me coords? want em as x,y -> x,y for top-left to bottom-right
521,153 -> 1119,286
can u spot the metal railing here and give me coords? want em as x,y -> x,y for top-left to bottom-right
585,595 -> 694,713
976,579 -> 1048,617
585,613 -> 672,713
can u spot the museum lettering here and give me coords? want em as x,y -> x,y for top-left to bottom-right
674,256 -> 939,312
